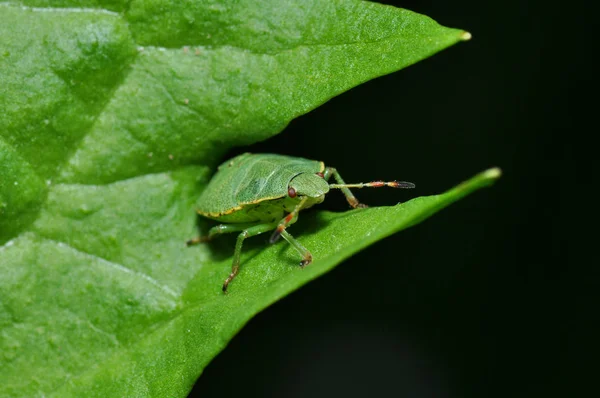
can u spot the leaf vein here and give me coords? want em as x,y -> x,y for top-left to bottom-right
64,308 -> 121,347
139,31 -> 426,57
34,234 -> 180,300
0,3 -> 119,16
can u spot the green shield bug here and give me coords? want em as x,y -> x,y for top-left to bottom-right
187,153 -> 415,292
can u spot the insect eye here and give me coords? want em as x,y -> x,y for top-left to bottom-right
316,172 -> 324,178
288,187 -> 297,198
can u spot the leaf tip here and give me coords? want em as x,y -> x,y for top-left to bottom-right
460,31 -> 472,41
482,167 -> 502,181
446,167 -> 502,199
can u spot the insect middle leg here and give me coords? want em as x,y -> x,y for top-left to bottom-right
223,221 -> 279,292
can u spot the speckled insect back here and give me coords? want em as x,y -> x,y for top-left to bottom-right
187,153 -> 415,292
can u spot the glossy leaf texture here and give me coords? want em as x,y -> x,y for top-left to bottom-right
0,1 -> 476,396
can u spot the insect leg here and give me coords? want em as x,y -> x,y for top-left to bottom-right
223,221 -> 279,292
186,222 -> 257,246
279,229 -> 312,267
269,197 -> 308,244
324,167 -> 415,208
323,167 -> 365,208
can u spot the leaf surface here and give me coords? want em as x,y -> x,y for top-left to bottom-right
0,1 -> 477,396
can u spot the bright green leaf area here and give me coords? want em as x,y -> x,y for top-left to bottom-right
0,1 -> 480,396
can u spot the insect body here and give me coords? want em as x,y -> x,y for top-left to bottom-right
187,153 -> 415,292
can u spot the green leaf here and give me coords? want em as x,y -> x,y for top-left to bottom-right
0,1 -> 479,396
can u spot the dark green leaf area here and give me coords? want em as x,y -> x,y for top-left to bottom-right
0,140 -> 46,242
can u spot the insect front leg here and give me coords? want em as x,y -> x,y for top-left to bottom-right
324,167 -> 415,208
186,222 -> 258,246
323,167 -> 366,208
268,206 -> 312,267
224,221 -> 279,292
279,229 -> 312,267
269,197 -> 308,243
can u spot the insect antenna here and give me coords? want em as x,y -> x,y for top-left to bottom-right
329,180 -> 415,189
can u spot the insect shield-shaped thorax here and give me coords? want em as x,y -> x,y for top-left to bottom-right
195,153 -> 326,223
188,153 -> 415,292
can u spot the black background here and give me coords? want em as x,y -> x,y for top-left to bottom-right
191,1 -> 590,397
